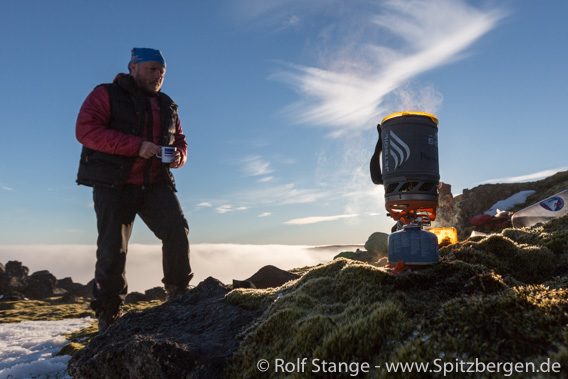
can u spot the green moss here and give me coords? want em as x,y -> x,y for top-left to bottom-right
228,257 -> 524,377
502,228 -> 540,245
227,216 -> 568,377
225,288 -> 279,311
421,285 -> 568,360
0,299 -> 93,324
441,234 -> 559,284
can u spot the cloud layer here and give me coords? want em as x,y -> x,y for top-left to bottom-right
0,244 -> 344,293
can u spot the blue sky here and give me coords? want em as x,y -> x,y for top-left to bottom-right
0,0 -> 566,247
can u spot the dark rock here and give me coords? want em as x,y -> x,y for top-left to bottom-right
58,277 -> 84,293
144,286 -> 166,301
23,279 -> 54,300
68,277 -> 260,378
5,261 -> 29,277
334,249 -> 376,263
0,261 -> 29,294
0,291 -> 27,302
125,292 -> 147,304
232,279 -> 256,289
30,270 -> 57,287
364,232 -> 389,257
244,265 -> 300,289
71,278 -> 95,299
21,270 -> 58,300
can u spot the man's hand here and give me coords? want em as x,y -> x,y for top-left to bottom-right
170,150 -> 182,168
138,141 -> 161,159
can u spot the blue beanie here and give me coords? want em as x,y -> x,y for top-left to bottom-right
129,48 -> 166,71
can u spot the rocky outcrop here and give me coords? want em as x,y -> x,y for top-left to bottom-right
364,232 -> 389,257
23,270 -> 58,300
0,261 -> 92,302
233,265 -> 300,289
145,286 -> 167,301
0,261 -> 29,294
68,277 -> 260,378
124,291 -> 147,304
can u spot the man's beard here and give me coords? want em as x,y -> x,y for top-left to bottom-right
133,75 -> 161,94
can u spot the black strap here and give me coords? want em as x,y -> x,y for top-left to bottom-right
143,97 -> 153,187
370,123 -> 383,185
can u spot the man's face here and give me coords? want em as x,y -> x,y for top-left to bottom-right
130,61 -> 166,93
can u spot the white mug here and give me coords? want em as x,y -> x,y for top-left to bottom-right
156,146 -> 177,164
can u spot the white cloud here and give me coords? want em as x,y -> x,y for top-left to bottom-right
197,202 -> 213,207
258,212 -> 272,217
1,184 -> 14,191
216,205 -> 248,214
258,176 -> 274,183
285,214 -> 358,225
480,167 -> 568,185
271,0 -> 505,136
241,156 -> 275,177
0,244 -> 340,293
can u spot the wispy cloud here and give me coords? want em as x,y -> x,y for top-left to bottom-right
225,0 -> 504,231
241,156 -> 275,177
216,205 -> 248,214
481,167 -> 568,185
235,182 -> 332,206
197,202 -> 213,207
1,184 -> 14,191
285,214 -> 358,225
258,212 -> 272,217
271,0 -> 505,136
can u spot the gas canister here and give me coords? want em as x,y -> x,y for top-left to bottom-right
388,224 -> 439,265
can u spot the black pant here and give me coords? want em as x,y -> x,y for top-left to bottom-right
91,184 -> 191,309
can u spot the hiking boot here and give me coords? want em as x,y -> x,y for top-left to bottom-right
95,302 -> 123,333
165,273 -> 194,301
165,284 -> 189,301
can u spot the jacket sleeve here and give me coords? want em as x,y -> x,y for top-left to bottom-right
171,114 -> 188,168
76,86 -> 143,157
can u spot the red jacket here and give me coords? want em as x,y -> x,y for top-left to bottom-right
76,74 -> 187,186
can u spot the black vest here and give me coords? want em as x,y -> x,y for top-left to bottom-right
76,75 -> 179,190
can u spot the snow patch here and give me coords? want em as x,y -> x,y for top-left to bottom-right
484,190 -> 536,216
0,318 -> 92,379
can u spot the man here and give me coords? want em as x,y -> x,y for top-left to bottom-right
76,48 -> 192,332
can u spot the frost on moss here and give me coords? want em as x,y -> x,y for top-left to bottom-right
441,234 -> 560,284
227,214 -> 568,378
